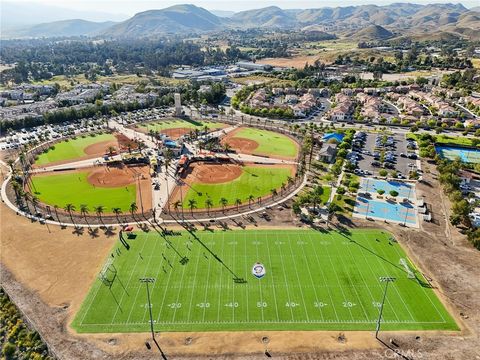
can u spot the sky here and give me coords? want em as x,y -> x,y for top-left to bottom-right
9,0 -> 479,16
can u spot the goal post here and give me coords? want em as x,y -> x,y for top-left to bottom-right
98,258 -> 117,288
399,258 -> 415,279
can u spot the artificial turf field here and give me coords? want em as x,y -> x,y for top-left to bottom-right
32,172 -> 136,212
35,133 -> 116,165
180,166 -> 292,209
232,128 -> 298,158
72,229 -> 457,333
140,119 -> 226,132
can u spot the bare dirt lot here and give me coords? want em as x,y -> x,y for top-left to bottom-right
1,159 -> 480,359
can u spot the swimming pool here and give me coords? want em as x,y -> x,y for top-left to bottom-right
353,197 -> 418,226
322,133 -> 345,143
435,145 -> 480,164
359,178 -> 415,200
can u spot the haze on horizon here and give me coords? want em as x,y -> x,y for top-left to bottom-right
8,0 -> 479,18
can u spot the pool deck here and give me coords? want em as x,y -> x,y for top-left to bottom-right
353,178 -> 419,228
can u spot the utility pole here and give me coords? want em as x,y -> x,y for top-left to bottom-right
139,277 -> 156,339
376,276 -> 396,339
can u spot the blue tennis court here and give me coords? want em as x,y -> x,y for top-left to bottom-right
359,178 -> 415,200
435,145 -> 480,164
353,197 -> 418,226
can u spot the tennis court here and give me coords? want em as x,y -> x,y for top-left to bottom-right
435,145 -> 480,164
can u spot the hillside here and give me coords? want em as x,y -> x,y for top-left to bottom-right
231,6 -> 296,28
3,3 -> 477,40
10,19 -> 116,38
351,25 -> 394,41
102,4 -> 225,37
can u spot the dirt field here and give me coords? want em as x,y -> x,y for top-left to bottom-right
1,158 -> 480,359
160,127 -> 192,140
183,162 -> 243,184
257,55 -> 325,69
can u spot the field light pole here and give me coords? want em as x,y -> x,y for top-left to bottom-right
375,276 -> 396,339
139,277 -> 156,339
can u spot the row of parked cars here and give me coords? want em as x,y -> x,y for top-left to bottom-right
1,119 -> 108,151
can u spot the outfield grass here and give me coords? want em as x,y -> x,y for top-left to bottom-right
31,172 -> 136,212
72,229 -> 457,333
139,119 -> 225,133
232,128 -> 298,158
36,134 -> 116,165
181,166 -> 292,209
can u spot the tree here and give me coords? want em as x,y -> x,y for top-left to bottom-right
94,205 -> 105,224
379,169 -> 388,177
205,198 -> 213,215
31,196 -> 39,215
80,204 -> 90,227
112,207 -> 122,224
267,187 -> 277,200
235,198 -> 242,211
389,190 -> 399,197
248,194 -> 255,207
188,199 -> 197,214
377,189 -> 385,196
129,202 -> 138,219
173,200 -> 182,215
219,197 -> 228,212
64,203 -> 76,225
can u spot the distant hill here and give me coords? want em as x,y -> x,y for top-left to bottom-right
231,6 -> 296,28
210,10 -> 235,18
10,19 -> 116,38
102,4 -> 226,37
2,3 -> 477,40
352,25 -> 394,41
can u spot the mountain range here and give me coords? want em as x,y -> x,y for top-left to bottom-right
3,3 -> 479,41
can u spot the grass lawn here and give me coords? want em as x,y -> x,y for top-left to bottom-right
139,119 -> 225,133
36,133 -> 115,165
407,133 -> 479,148
232,128 -> 298,158
31,172 -> 136,212
72,229 -> 457,333
181,166 -> 292,209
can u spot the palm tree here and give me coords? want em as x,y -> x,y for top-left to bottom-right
129,202 -> 138,220
248,194 -> 255,208
287,176 -> 294,187
112,207 -> 122,224
31,196 -> 39,215
223,142 -> 231,154
188,199 -> 197,215
6,159 -> 15,172
23,192 -> 32,213
235,198 -> 242,211
173,200 -> 182,215
219,197 -> 228,212
53,205 -> 61,224
270,188 -> 278,199
80,204 -> 90,227
205,198 -> 213,215
280,182 -> 286,195
64,203 -> 76,225
94,205 -> 105,224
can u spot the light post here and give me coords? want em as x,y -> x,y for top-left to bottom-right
139,277 -> 156,339
375,276 -> 396,339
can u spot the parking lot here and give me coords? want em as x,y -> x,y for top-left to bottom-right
351,132 -> 419,178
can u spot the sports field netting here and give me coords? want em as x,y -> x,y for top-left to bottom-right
72,229 -> 457,333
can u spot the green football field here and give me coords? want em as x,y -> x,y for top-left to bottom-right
36,133 -> 116,165
180,165 -> 293,209
72,229 -> 457,333
231,128 -> 298,158
31,172 -> 136,212
140,119 -> 226,133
